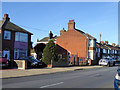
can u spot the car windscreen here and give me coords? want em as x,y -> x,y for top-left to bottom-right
103,58 -> 109,59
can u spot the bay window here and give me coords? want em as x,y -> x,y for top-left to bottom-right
15,32 -> 28,42
14,49 -> 27,59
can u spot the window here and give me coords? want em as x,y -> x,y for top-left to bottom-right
58,54 -> 62,59
14,49 -> 27,59
98,48 -> 100,52
15,32 -> 28,42
89,40 -> 92,47
103,49 -> 106,53
88,51 -> 91,59
93,40 -> 95,47
108,50 -> 110,54
14,49 -> 19,59
115,50 -> 117,54
19,49 -> 27,58
98,53 -> 100,57
20,33 -> 28,42
96,48 -> 97,52
96,48 -> 100,52
4,31 -> 11,40
111,50 -> 114,54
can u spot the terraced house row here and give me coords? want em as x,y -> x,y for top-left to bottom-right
96,41 -> 120,60
36,20 -> 120,66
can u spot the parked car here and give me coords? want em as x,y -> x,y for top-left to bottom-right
115,58 -> 120,66
114,69 -> 120,89
99,57 -> 114,67
19,56 -> 42,67
0,57 -> 8,68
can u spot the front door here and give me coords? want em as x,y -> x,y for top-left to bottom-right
3,50 -> 10,60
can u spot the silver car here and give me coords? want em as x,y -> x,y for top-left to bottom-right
99,57 -> 114,67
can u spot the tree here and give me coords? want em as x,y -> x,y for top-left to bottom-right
42,40 -> 56,65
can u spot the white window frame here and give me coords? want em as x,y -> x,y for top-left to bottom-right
14,49 -> 27,59
103,49 -> 106,53
15,32 -> 28,42
4,30 -> 11,40
89,40 -> 92,47
14,49 -> 19,59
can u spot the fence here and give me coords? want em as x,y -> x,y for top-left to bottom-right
69,54 -> 87,66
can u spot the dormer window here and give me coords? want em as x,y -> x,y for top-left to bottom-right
4,30 -> 11,40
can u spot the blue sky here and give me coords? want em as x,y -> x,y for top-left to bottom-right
2,2 -> 118,46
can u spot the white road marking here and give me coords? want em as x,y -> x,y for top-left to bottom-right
40,82 -> 64,88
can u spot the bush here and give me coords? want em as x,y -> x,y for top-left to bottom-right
42,40 -> 56,65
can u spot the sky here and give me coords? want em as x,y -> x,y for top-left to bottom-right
2,2 -> 118,46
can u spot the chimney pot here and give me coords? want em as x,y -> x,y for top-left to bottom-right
60,28 -> 66,35
4,14 -> 8,17
49,31 -> 53,39
105,41 -> 108,44
100,41 -> 104,44
112,43 -> 115,46
68,19 -> 75,30
3,14 -> 10,21
116,45 -> 119,47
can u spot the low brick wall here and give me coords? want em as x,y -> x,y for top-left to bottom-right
14,60 -> 27,69
52,60 -> 68,67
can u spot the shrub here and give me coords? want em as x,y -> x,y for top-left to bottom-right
42,40 -> 56,65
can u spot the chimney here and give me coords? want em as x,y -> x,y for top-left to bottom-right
116,44 -> 119,47
100,41 -> 104,44
60,28 -> 66,35
112,43 -> 115,46
105,41 -> 108,45
49,31 -> 53,39
3,14 -> 10,21
68,20 -> 75,30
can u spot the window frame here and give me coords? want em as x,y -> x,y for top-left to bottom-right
4,30 -> 11,40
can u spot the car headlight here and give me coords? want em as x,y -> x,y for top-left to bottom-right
6,61 -> 9,65
115,73 -> 120,80
32,62 -> 38,65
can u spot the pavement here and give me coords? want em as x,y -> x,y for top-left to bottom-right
1,65 -> 103,79
2,66 -> 118,88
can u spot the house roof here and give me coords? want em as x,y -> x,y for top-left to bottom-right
96,42 -> 109,49
0,20 -> 33,35
39,36 -> 59,42
105,44 -> 120,50
39,29 -> 96,43
74,29 -> 96,40
85,33 -> 96,40
96,42 -> 120,50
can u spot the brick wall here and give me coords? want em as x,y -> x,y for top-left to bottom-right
56,29 -> 87,59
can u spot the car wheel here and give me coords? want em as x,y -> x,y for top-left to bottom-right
113,62 -> 115,66
107,62 -> 110,67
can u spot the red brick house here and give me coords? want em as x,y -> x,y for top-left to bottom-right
36,20 -> 120,66
36,20 -> 97,66
0,14 -> 33,66
56,20 -> 97,65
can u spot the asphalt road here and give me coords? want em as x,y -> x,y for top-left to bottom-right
2,66 -> 118,88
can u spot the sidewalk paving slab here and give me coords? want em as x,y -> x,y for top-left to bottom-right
1,65 -> 103,79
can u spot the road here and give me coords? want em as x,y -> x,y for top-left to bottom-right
2,66 -> 118,88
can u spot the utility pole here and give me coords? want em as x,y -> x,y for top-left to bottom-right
100,33 -> 101,42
